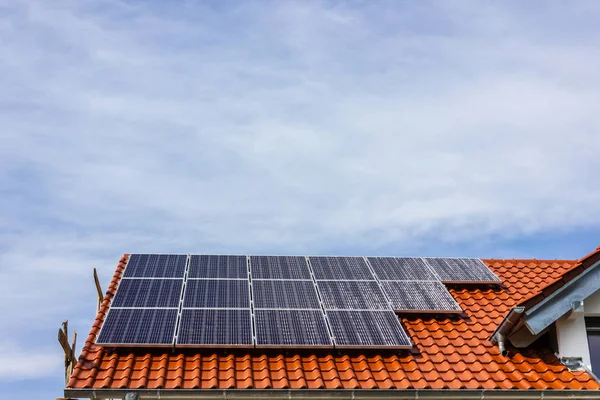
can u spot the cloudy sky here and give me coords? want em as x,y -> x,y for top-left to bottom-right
1,0 -> 600,397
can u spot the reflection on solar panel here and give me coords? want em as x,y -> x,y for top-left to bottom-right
382,281 -> 462,312
253,280 -> 320,309
123,254 -> 187,278
327,310 -> 411,348
250,256 -> 311,280
368,257 -> 438,281
317,281 -> 389,310
188,255 -> 248,279
112,279 -> 183,308
254,310 -> 332,347
177,309 -> 253,346
309,257 -> 374,280
96,308 -> 177,345
423,258 -> 500,283
183,279 -> 250,308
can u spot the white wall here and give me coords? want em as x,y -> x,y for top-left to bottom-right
556,289 -> 600,370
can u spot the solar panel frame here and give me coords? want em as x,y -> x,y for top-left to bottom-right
254,309 -> 333,348
423,257 -> 501,283
187,255 -> 249,279
252,279 -> 321,310
182,278 -> 251,309
176,309 -> 254,348
309,256 -> 375,280
123,254 -> 188,278
367,257 -> 438,281
96,308 -> 178,347
316,280 -> 390,310
326,310 -> 412,349
250,256 -> 312,280
381,280 -> 463,313
111,278 -> 184,308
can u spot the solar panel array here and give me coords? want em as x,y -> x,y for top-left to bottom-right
97,254 -> 500,348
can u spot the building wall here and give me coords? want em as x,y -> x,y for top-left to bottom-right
556,289 -> 600,370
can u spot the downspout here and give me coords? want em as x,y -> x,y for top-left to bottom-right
490,307 -> 525,356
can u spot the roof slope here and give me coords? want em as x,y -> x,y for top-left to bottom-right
67,255 -> 600,391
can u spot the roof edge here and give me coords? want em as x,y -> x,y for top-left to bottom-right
524,256 -> 600,335
64,388 -> 600,400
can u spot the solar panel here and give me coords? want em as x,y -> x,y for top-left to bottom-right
254,310 -> 332,347
123,254 -> 187,278
309,257 -> 374,280
177,309 -> 253,346
96,308 -> 178,346
327,310 -> 411,348
423,258 -> 500,283
112,279 -> 183,308
250,256 -> 311,280
252,280 -> 320,309
368,257 -> 438,281
188,255 -> 248,279
381,281 -> 462,313
316,281 -> 389,310
183,279 -> 250,308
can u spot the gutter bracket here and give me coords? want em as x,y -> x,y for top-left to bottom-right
566,300 -> 584,321
126,392 -> 140,400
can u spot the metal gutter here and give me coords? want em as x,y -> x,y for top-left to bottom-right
64,388 -> 600,400
489,307 -> 524,355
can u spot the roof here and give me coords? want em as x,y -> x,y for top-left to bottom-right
518,247 -> 600,310
66,254 -> 600,393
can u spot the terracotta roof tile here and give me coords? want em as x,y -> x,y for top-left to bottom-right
66,254 -> 600,392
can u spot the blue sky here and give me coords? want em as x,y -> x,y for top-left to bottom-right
1,0 -> 600,398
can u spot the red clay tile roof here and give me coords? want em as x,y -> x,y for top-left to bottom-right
67,255 -> 600,391
517,247 -> 600,310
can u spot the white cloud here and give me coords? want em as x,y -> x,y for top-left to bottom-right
0,0 -> 600,385
0,341 -> 61,380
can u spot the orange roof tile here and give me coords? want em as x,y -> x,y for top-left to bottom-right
67,254 -> 600,392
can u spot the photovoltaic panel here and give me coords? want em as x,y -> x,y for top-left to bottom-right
368,257 -> 438,281
309,257 -> 374,280
381,281 -> 462,313
123,254 -> 187,278
316,281 -> 389,310
96,308 -> 177,346
250,256 -> 311,280
253,280 -> 320,309
327,310 -> 411,348
177,309 -> 253,346
423,258 -> 500,283
254,310 -> 332,347
188,255 -> 248,279
183,279 -> 250,308
112,279 -> 183,308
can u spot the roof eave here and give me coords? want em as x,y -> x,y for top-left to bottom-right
64,388 -> 600,400
524,257 -> 600,335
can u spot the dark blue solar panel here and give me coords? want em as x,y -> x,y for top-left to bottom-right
188,255 -> 248,279
250,256 -> 311,280
183,279 -> 250,308
123,254 -> 187,278
368,257 -> 438,281
309,257 -> 374,280
177,309 -> 253,346
255,310 -> 332,347
327,310 -> 411,348
423,258 -> 501,283
96,308 -> 177,345
316,281 -> 389,310
112,279 -> 183,308
381,281 -> 462,312
252,280 -> 320,309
